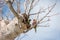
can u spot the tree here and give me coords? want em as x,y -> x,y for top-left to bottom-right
0,0 -> 58,40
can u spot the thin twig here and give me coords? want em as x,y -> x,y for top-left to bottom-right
28,0 -> 40,14
47,13 -> 60,17
29,3 -> 56,16
40,18 -> 50,24
28,0 -> 34,15
37,25 -> 49,27
29,8 -> 43,16
38,3 -> 56,24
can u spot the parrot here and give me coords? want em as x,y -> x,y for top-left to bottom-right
32,19 -> 37,32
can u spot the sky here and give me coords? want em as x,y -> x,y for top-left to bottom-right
1,0 -> 60,40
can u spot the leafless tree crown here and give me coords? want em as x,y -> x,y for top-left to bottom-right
0,0 -> 58,40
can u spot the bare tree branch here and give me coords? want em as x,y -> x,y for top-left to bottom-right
29,3 -> 56,16
29,8 -> 42,16
37,24 -> 49,27
17,0 -> 20,14
28,0 -> 35,16
5,0 -> 19,19
40,18 -> 50,24
24,0 -> 27,13
28,0 -> 40,15
47,13 -> 60,17
38,3 -> 56,24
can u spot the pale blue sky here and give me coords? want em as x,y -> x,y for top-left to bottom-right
1,0 -> 60,40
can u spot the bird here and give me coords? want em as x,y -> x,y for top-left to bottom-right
32,19 -> 37,32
